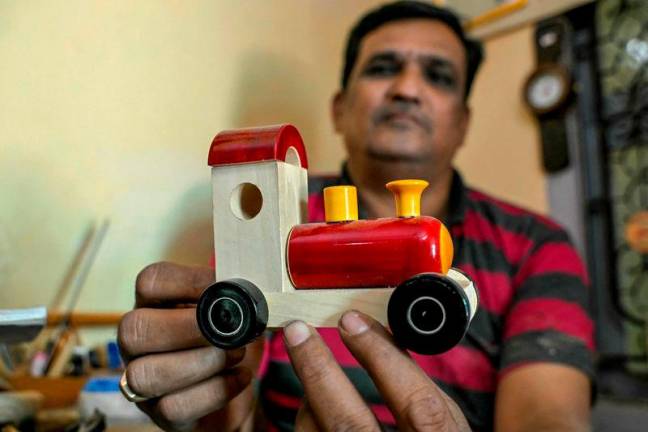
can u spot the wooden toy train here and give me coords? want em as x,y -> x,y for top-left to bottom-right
196,124 -> 478,355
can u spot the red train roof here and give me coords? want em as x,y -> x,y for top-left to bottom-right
208,124 -> 308,169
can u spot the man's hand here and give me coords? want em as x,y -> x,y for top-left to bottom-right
117,262 -> 257,432
284,310 -> 471,431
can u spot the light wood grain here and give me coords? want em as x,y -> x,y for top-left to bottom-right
266,288 -> 394,327
211,160 -> 307,295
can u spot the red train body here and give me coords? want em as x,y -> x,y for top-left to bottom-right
288,216 -> 453,289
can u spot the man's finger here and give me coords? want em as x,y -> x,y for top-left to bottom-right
137,367 -> 251,431
338,310 -> 468,431
135,262 -> 214,307
118,307 -> 207,358
295,400 -> 321,432
124,346 -> 245,398
283,321 -> 380,432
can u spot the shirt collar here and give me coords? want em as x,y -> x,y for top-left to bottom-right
446,169 -> 468,228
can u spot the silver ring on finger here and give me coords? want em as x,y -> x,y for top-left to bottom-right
119,370 -> 150,403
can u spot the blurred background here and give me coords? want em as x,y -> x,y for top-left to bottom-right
0,0 -> 646,430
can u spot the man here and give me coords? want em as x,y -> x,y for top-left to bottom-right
118,1 -> 594,431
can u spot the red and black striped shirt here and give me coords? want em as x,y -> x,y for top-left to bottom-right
257,167 -> 595,431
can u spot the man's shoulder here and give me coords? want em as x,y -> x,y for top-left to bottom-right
462,185 -> 567,241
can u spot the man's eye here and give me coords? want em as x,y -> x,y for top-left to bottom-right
425,70 -> 456,89
363,62 -> 400,77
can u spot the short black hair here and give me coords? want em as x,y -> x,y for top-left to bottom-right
341,0 -> 484,101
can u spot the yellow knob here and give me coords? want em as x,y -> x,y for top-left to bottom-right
324,185 -> 358,222
386,179 -> 429,218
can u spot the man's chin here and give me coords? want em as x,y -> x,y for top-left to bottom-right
361,126 -> 434,163
366,148 -> 427,163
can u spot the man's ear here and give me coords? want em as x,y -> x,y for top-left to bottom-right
457,104 -> 471,149
331,91 -> 345,133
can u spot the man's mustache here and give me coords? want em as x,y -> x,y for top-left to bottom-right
371,102 -> 433,133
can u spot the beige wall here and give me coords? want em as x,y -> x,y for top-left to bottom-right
457,24 -> 546,214
0,1 -> 543,322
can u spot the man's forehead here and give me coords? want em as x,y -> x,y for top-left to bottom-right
357,19 -> 466,67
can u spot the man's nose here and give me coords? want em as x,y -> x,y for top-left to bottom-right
386,64 -> 422,104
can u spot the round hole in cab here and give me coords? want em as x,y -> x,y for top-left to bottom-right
230,183 -> 263,220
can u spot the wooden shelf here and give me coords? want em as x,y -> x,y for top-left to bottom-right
46,312 -> 123,327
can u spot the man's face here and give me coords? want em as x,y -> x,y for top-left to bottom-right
333,19 -> 470,174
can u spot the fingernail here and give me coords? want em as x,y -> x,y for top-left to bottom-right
340,311 -> 370,335
284,321 -> 311,347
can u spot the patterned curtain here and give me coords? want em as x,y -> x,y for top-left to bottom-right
597,0 -> 648,375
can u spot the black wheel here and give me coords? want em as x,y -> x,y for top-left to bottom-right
196,278 -> 268,350
388,273 -> 471,355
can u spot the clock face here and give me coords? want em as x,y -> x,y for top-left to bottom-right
523,64 -> 571,115
527,73 -> 565,110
